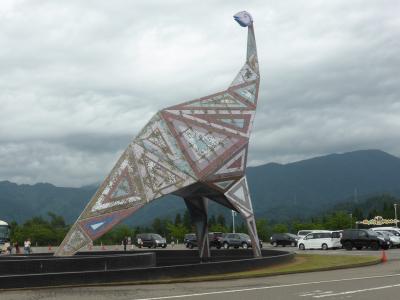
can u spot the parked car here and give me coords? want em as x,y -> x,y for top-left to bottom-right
184,233 -> 198,249
136,233 -> 167,248
220,233 -> 263,249
340,229 -> 390,250
375,231 -> 400,248
371,227 -> 400,238
297,230 -> 314,239
270,233 -> 298,247
298,231 -> 342,250
208,232 -> 225,249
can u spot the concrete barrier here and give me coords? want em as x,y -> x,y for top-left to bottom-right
0,249 -> 294,289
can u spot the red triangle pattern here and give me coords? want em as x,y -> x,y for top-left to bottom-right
161,111 -> 247,179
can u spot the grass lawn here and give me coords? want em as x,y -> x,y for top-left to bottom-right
152,254 -> 380,284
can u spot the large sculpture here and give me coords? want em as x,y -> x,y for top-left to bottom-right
56,11 -> 261,258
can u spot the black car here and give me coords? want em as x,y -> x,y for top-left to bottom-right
208,232 -> 224,249
220,233 -> 263,249
270,233 -> 298,247
136,233 -> 167,248
340,229 -> 390,250
184,233 -> 198,249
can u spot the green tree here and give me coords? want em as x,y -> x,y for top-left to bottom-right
183,210 -> 192,230
174,213 -> 182,225
166,222 -> 188,242
272,223 -> 288,233
217,214 -> 226,227
255,219 -> 269,240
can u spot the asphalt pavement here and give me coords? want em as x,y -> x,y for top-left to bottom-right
1,245 -> 400,300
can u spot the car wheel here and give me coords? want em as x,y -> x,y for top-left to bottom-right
371,242 -> 380,251
344,241 -> 353,251
242,242 -> 248,249
299,243 -> 305,250
322,243 -> 328,250
216,245 -> 221,249
223,242 -> 229,249
291,242 -> 296,247
272,241 -> 278,247
188,243 -> 194,249
356,246 -> 363,250
162,244 -> 167,248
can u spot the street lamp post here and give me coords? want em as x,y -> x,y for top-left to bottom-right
394,204 -> 398,228
232,210 -> 236,233
350,213 -> 353,229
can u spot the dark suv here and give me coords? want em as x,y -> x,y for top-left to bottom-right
184,233 -> 198,249
270,233 -> 298,247
340,229 -> 390,250
208,232 -> 224,249
221,233 -> 263,249
136,233 -> 167,248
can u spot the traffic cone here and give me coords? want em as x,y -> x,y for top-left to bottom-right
48,245 -> 52,252
381,249 -> 388,262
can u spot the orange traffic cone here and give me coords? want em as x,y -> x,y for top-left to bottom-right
48,245 -> 52,252
381,249 -> 388,262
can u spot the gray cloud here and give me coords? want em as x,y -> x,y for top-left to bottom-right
0,0 -> 399,186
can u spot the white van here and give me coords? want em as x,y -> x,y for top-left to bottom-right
298,231 -> 342,250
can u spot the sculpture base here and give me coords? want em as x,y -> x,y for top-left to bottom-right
0,249 -> 294,290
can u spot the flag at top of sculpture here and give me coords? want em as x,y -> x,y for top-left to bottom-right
56,11 -> 262,258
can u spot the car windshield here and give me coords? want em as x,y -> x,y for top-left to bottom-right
388,230 -> 400,236
0,225 -> 9,239
379,231 -> 393,237
152,234 -> 162,239
287,233 -> 298,239
239,233 -> 250,239
367,230 -> 377,236
298,231 -> 311,236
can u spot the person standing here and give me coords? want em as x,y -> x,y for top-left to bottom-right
14,241 -> 20,254
24,238 -> 31,255
122,236 -> 128,252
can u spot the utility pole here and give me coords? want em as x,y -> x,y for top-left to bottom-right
349,213 -> 353,229
232,210 -> 236,233
394,204 -> 398,228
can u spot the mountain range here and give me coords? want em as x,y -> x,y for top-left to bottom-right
1,149 -> 400,225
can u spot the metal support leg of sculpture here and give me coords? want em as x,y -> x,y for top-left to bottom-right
184,197 -> 210,261
225,176 -> 261,257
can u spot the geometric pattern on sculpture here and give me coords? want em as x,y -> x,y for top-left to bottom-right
56,10 -> 262,258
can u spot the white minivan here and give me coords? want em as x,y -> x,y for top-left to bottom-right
298,231 -> 342,250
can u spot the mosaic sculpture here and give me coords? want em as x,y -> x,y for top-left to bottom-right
56,11 -> 261,258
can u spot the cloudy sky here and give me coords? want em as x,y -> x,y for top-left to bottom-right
0,0 -> 399,187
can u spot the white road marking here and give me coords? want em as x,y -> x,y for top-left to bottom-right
313,283 -> 400,298
299,290 -> 323,296
132,273 -> 400,300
